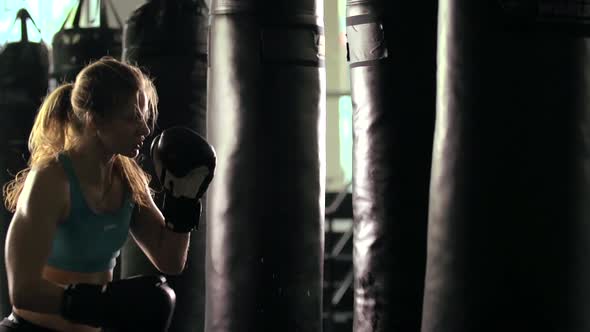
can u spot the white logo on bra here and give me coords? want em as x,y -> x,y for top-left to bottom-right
104,224 -> 117,231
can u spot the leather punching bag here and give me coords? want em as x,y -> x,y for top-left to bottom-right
207,0 -> 326,331
422,2 -> 590,331
52,0 -> 122,83
121,1 -> 209,331
0,8 -> 49,317
346,1 -> 437,331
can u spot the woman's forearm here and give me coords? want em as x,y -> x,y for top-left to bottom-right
11,279 -> 65,314
158,227 -> 190,275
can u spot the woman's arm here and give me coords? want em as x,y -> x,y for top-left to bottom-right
5,163 -> 68,313
130,127 -> 215,275
129,190 -> 190,275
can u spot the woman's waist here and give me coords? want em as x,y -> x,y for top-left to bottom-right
42,264 -> 113,285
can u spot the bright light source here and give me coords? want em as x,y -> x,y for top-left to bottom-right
0,0 -> 77,45
339,95 -> 353,186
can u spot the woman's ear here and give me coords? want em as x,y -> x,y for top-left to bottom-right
84,112 -> 101,136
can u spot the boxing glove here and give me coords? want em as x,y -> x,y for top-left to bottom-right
61,274 -> 175,331
150,126 -> 216,233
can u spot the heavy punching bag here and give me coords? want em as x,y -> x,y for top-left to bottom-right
207,0 -> 325,331
0,8 -> 49,316
422,2 -> 590,331
0,9 -> 48,149
52,0 -> 122,83
121,1 -> 209,331
346,1 -> 437,331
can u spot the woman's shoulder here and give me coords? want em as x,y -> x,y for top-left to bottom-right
16,157 -> 70,219
26,158 -> 69,196
31,156 -> 67,180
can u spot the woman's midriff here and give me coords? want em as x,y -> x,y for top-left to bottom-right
13,265 -> 113,332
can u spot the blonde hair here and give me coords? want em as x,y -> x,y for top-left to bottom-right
3,56 -> 159,212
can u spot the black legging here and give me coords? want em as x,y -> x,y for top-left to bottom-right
0,312 -> 115,332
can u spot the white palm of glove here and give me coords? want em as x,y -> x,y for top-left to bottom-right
155,164 -> 210,199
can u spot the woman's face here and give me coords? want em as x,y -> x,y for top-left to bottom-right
95,91 -> 151,158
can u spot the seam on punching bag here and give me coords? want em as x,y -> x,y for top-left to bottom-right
349,59 -> 383,68
207,26 -> 211,68
498,0 -> 590,20
497,0 -> 590,35
260,24 -> 325,67
346,14 -> 381,26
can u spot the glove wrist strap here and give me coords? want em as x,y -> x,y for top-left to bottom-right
162,193 -> 202,233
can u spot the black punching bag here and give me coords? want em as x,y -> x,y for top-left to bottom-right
52,0 -> 122,83
207,0 -> 325,331
0,9 -> 49,316
422,2 -> 590,331
0,9 -> 49,149
346,1 -> 437,331
121,1 -> 209,331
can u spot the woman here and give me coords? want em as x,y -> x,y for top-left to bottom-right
0,57 -> 213,331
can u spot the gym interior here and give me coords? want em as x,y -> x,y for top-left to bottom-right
1,0 -> 589,331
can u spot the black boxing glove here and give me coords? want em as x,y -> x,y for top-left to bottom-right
151,126 -> 216,233
60,275 -> 175,331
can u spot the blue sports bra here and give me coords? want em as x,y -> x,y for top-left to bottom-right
45,153 -> 135,273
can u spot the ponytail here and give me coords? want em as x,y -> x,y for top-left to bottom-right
51,83 -> 73,124
27,83 -> 75,162
3,83 -> 74,212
